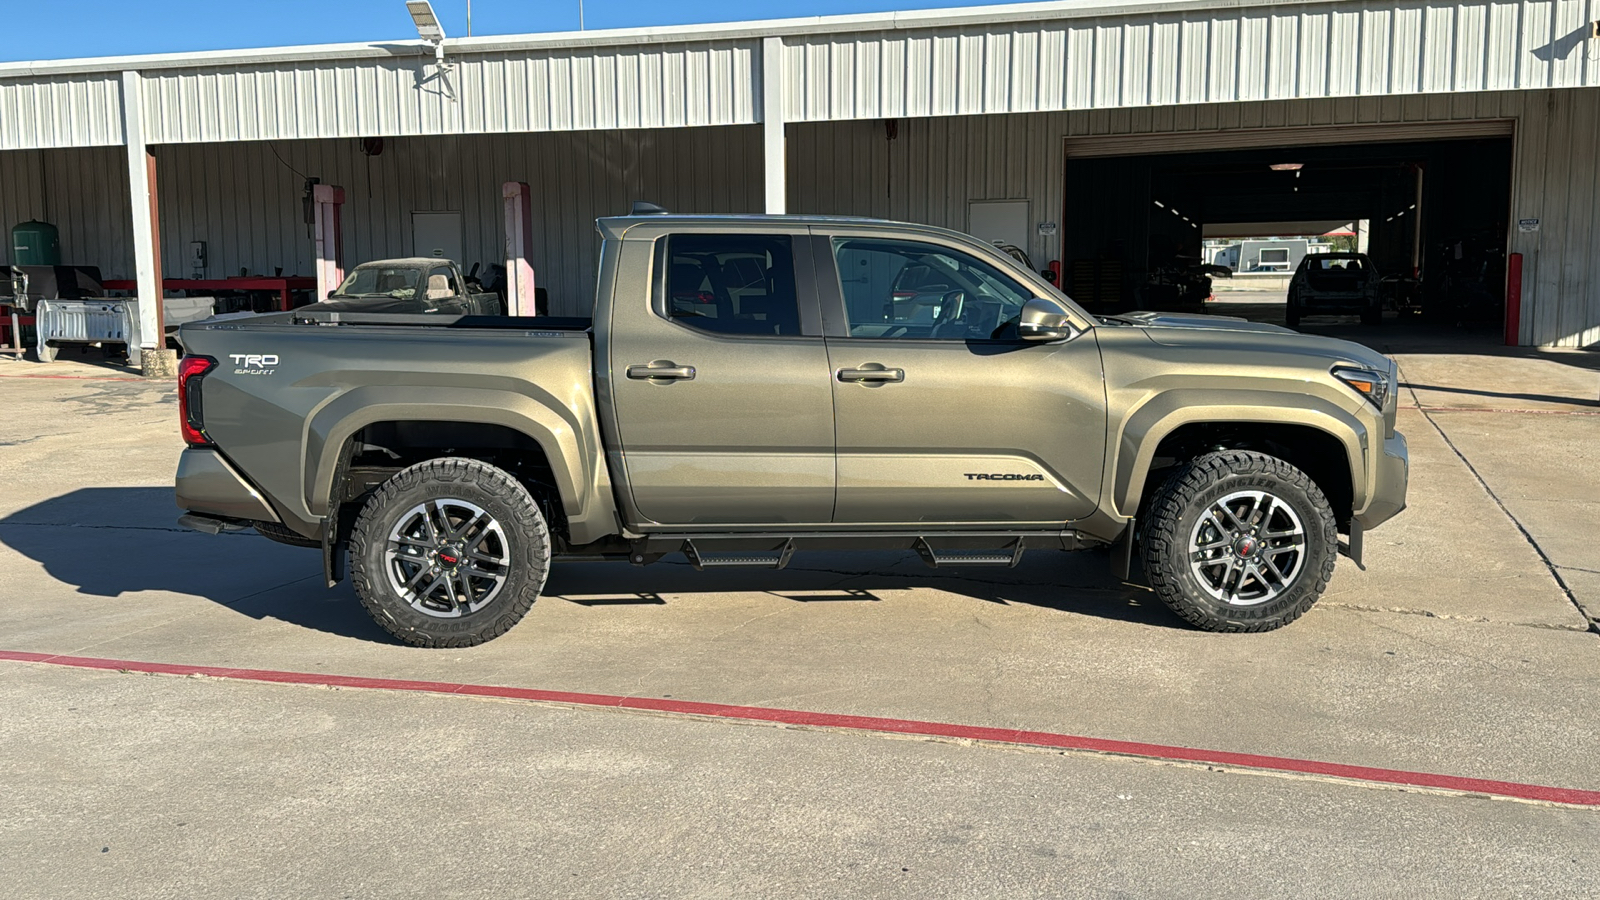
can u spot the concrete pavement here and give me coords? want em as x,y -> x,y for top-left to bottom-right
1,335 -> 1598,896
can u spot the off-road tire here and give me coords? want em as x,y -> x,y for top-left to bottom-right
1284,295 -> 1302,328
254,521 -> 321,549
349,457 -> 550,647
1142,450 -> 1337,632
1361,303 -> 1383,326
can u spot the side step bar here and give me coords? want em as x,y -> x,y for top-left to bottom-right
914,536 -> 1025,568
625,531 -> 1089,569
682,538 -> 796,571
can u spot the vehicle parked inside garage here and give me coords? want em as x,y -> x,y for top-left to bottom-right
172,211 -> 1408,647
1286,252 -> 1383,327
303,258 -> 503,316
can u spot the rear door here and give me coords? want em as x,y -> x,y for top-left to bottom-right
608,230 -> 835,526
817,229 -> 1105,525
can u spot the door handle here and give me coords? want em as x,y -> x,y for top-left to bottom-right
837,365 -> 905,384
626,361 -> 696,381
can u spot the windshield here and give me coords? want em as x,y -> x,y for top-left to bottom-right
336,267 -> 420,298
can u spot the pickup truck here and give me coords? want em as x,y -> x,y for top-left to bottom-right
174,212 -> 1408,647
308,258 -> 503,317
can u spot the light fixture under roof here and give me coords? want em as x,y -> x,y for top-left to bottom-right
1269,162 -> 1304,171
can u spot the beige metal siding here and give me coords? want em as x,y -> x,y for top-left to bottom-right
782,1 -> 1600,123
138,42 -> 759,145
153,126 -> 763,315
1513,89 -> 1600,348
789,89 -> 1600,347
0,76 -> 123,151
0,146 -> 132,274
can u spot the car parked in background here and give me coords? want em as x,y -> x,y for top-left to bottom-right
304,258 -> 503,316
1286,252 -> 1382,327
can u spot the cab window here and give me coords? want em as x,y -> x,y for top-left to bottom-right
659,234 -> 802,337
831,238 -> 1032,341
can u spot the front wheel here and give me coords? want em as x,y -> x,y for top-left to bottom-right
1141,450 -> 1337,632
349,458 -> 550,647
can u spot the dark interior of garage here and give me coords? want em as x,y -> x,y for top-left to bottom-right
1061,136 -> 1514,336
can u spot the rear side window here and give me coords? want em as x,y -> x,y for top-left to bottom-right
658,234 -> 801,337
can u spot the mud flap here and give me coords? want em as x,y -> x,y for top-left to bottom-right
1112,518 -> 1136,581
322,510 -> 346,588
1340,521 -> 1366,571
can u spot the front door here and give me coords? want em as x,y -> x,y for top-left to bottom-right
609,231 -> 835,526
819,231 -> 1105,525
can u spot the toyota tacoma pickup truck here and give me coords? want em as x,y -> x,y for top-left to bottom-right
174,212 -> 1408,647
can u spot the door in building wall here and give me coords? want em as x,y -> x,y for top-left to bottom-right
411,212 -> 463,263
967,200 -> 1031,253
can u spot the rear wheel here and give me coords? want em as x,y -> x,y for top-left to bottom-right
349,458 -> 550,647
1284,293 -> 1302,328
1361,301 -> 1383,326
1141,450 -> 1337,632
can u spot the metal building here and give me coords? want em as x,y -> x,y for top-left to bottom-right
3,0 -> 1600,355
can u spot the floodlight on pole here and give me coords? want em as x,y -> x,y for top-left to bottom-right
406,0 -> 448,66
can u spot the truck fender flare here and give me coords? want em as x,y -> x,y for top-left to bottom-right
302,385 -> 603,532
1111,389 -> 1370,518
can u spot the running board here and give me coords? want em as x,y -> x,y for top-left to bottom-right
681,538 -> 796,571
914,536 -> 1025,568
624,531 -> 1082,568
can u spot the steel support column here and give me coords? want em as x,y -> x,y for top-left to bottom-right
313,184 -> 346,300
762,36 -> 786,215
503,181 -> 538,316
121,71 -> 164,360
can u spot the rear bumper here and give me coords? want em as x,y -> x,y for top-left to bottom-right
175,448 -> 280,524
1355,430 -> 1408,531
1298,293 -> 1378,311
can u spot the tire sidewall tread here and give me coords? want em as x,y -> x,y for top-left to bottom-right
1141,450 -> 1337,633
348,457 -> 549,648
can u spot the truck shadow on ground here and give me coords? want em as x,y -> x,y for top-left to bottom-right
0,488 -> 1184,644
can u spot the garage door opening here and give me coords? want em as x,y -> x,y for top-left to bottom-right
1061,130 -> 1514,344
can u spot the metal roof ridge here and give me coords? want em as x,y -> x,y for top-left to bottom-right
0,0 -> 1319,80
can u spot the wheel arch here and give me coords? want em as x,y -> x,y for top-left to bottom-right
304,386 -> 618,546
1113,391 -> 1368,530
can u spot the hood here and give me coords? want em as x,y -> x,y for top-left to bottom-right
1102,310 -> 1294,335
1103,310 -> 1392,371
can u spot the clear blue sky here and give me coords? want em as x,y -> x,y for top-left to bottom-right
1,0 -> 1029,62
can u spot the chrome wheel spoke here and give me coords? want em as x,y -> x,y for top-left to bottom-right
386,498 -> 510,619
1188,489 -> 1307,608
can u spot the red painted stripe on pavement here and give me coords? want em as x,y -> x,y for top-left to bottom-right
0,373 -> 150,382
5,649 -> 1597,807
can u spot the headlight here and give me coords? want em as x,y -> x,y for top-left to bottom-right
1333,365 -> 1391,410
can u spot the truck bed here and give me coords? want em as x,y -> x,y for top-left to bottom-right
178,312 -> 607,541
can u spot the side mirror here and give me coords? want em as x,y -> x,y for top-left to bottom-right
1018,296 -> 1078,342
1040,268 -> 1057,284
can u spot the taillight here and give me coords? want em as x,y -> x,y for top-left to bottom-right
178,355 -> 216,446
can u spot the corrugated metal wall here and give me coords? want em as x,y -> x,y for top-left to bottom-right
1515,88 -> 1600,348
154,126 -> 763,314
789,88 -> 1600,347
139,41 -> 759,145
0,146 -> 131,273
0,75 -> 123,151
783,0 -> 1600,122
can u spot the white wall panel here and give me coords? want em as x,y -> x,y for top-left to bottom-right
0,76 -> 123,151
136,42 -> 758,145
152,126 -> 763,316
0,146 -> 131,274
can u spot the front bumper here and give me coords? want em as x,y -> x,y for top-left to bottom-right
175,447 -> 281,524
1355,430 -> 1409,530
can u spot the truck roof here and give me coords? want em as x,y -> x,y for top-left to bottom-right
595,213 -> 976,242
352,257 -> 457,268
